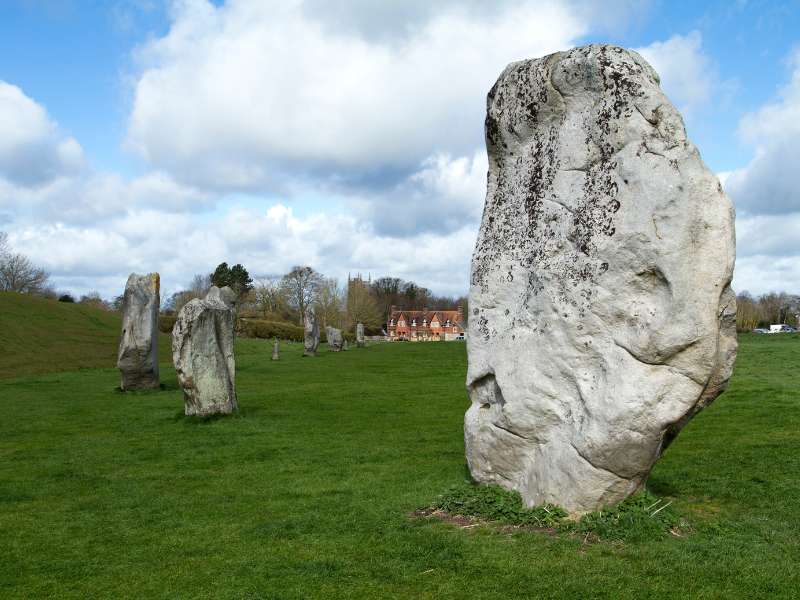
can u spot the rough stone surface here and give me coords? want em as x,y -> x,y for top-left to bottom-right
465,45 -> 737,514
356,323 -> 365,347
303,307 -> 319,356
326,326 -> 344,351
272,339 -> 280,361
117,272 -> 160,390
172,286 -> 238,416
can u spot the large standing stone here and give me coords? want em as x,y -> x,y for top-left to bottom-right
466,45 -> 737,513
356,323 -> 365,348
272,339 -> 280,361
326,326 -> 344,352
303,307 -> 319,357
117,272 -> 160,390
172,286 -> 238,416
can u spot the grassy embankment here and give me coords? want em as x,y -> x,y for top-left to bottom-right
1,291 -> 798,598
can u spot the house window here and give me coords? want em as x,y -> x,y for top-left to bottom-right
445,319 -> 450,327
422,319 -> 427,327
411,319 -> 416,327
399,320 -> 405,327
390,319 -> 395,326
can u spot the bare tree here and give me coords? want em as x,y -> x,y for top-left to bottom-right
347,276 -> 381,329
736,291 -> 763,332
254,275 -> 289,319
189,273 -> 212,297
280,266 -> 323,324
0,252 -> 50,294
315,277 -> 345,329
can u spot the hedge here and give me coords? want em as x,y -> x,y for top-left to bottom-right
158,315 -> 177,334
240,319 -> 305,342
161,314 -> 356,343
239,319 -> 356,343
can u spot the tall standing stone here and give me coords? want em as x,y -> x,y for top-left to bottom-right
172,286 -> 238,416
303,306 -> 319,357
356,323 -> 365,348
326,326 -> 344,352
466,45 -> 737,513
117,272 -> 160,390
272,339 -> 280,361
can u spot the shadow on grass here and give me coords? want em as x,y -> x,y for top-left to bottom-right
114,381 -> 179,395
646,475 -> 679,497
172,405 -> 261,424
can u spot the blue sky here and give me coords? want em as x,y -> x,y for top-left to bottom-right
1,0 -> 799,298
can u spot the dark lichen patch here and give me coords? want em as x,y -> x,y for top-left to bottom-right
472,45 -> 655,328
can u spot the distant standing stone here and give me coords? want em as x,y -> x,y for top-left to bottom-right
303,306 -> 319,357
326,326 -> 344,351
343,339 -> 349,351
466,45 -> 737,513
172,286 -> 238,416
272,339 -> 280,361
117,272 -> 160,390
356,323 -> 365,348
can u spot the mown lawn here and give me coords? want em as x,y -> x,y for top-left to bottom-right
1,334 -> 799,599
0,292 -> 171,379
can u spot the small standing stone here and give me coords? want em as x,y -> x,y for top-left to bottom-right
356,322 -> 365,348
326,326 -> 344,351
303,306 -> 319,357
117,272 -> 160,390
343,339 -> 349,351
271,339 -> 280,361
172,286 -> 238,416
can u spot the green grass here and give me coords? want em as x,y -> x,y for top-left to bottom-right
1,317 -> 799,598
0,292 -> 171,379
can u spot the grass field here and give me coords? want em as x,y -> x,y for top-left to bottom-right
0,292 -> 171,379
1,296 -> 799,598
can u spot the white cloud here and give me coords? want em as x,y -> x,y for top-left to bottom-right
733,254 -> 800,296
0,81 -> 85,186
358,149 -> 488,236
126,0 -> 588,189
0,169 -> 212,225
9,202 -> 476,299
724,50 -> 800,216
635,31 -> 715,116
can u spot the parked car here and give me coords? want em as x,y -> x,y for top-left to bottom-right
769,324 -> 796,333
752,328 -> 769,334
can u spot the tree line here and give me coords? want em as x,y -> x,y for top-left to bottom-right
736,291 -> 800,332
164,264 -> 468,333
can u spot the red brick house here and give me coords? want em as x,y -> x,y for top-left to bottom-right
387,305 -> 465,341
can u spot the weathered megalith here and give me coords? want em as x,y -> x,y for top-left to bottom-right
272,339 -> 280,361
466,45 -> 737,514
326,326 -> 344,351
172,286 -> 238,416
343,339 -> 349,351
356,323 -> 365,348
303,307 -> 319,357
117,272 -> 160,390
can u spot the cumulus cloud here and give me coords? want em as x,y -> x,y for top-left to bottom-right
724,51 -> 800,216
0,169 -> 212,225
126,0 -> 588,190
10,203 -> 477,299
357,150 -> 488,237
635,31 -> 715,116
0,81 -> 85,186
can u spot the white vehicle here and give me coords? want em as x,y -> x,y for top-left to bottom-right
769,324 -> 796,333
